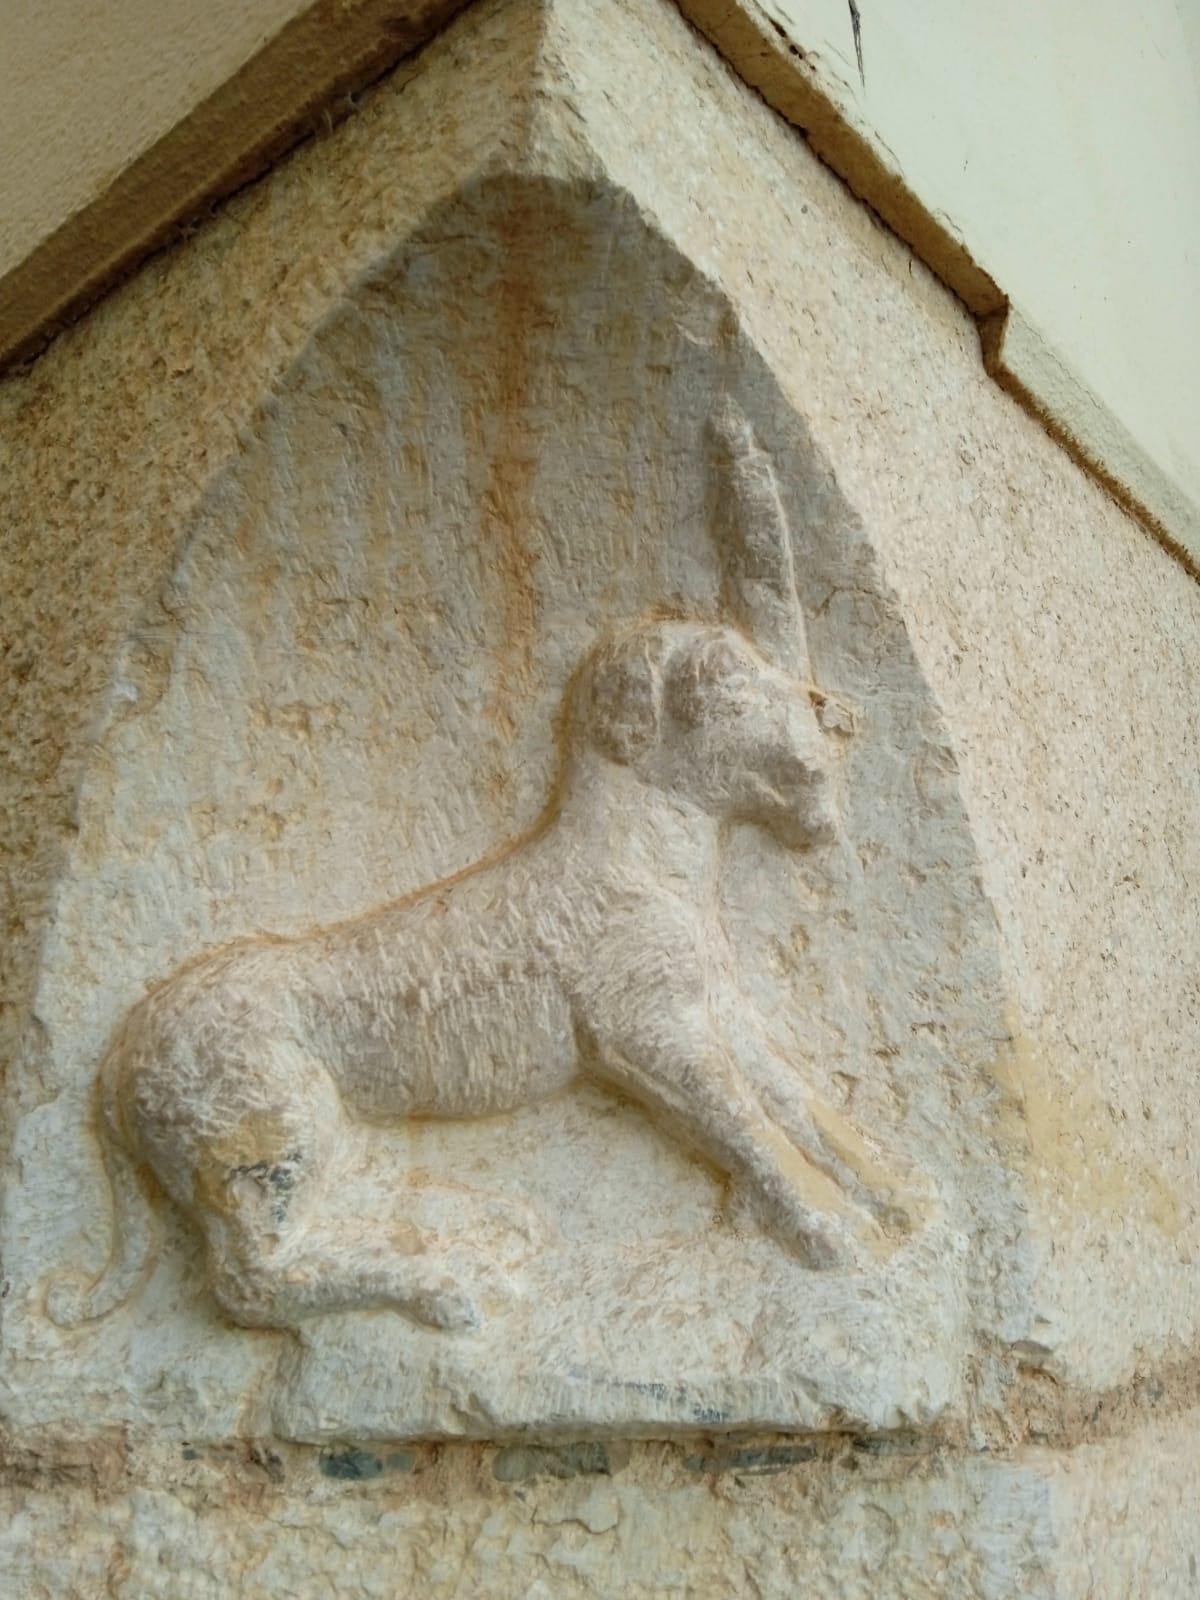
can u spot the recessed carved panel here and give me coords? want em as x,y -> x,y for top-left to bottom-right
9,174 -> 1011,1440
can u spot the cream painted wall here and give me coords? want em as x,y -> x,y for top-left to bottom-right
733,0 -> 1200,555
0,0 -> 301,272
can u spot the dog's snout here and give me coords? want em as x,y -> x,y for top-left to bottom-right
776,746 -> 823,786
776,702 -> 827,775
766,716 -> 838,846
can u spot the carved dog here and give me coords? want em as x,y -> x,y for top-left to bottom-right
50,408 -> 908,1334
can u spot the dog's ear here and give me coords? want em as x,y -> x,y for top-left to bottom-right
584,633 -> 665,764
710,399 -> 811,682
664,632 -> 752,729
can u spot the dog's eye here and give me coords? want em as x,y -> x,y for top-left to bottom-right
713,666 -> 753,698
708,644 -> 747,679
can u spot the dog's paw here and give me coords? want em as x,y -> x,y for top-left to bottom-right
768,1198 -> 864,1272
484,1195 -> 549,1251
798,1221 -> 862,1273
869,1199 -> 914,1236
408,1276 -> 481,1332
44,1273 -> 89,1327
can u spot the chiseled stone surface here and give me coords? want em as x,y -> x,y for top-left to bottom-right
33,384 -> 992,1441
3,1416 -> 1200,1598
2,0 -> 1199,1590
2,0 -> 1014,1446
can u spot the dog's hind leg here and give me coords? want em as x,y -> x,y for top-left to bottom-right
187,1050 -> 480,1331
206,1208 -> 483,1331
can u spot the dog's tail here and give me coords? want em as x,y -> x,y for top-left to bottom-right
46,1049 -> 157,1327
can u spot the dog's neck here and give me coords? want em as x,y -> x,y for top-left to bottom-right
554,750 -> 722,889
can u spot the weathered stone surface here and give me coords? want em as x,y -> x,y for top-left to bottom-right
3,1415 -> 1200,1598
3,0 -> 1199,1589
3,5 -> 1014,1446
32,383 -> 990,1438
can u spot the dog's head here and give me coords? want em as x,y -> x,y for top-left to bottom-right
572,621 -> 836,849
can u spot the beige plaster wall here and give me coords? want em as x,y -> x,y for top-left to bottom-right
0,0 -> 464,365
677,0 -> 1200,562
1,0 -> 300,274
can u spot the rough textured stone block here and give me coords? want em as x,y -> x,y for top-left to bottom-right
3,0 -> 1199,1589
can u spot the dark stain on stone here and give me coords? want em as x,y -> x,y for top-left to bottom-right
247,1443 -> 286,1483
850,1431 -> 926,1457
614,1379 -> 670,1402
493,1442 -> 613,1482
231,1150 -> 303,1225
690,1406 -> 729,1426
684,1443 -> 819,1476
848,0 -> 865,85
179,1441 -> 282,1481
319,1447 -> 384,1481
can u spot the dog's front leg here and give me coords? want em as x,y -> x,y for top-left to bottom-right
585,1003 -> 863,1269
710,987 -> 918,1238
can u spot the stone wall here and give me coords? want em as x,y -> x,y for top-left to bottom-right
3,0 -> 1198,1592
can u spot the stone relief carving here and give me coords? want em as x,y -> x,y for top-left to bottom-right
48,404 -> 917,1337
